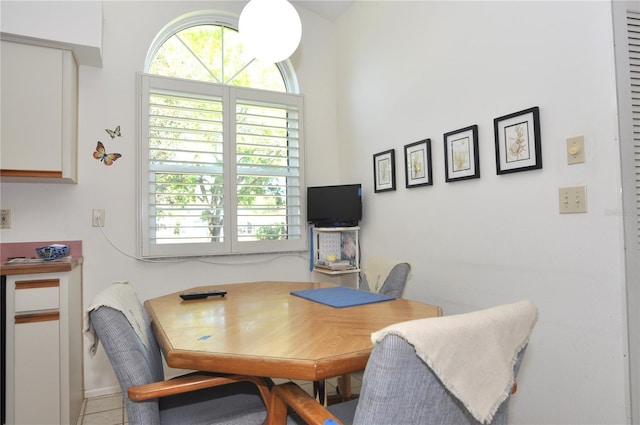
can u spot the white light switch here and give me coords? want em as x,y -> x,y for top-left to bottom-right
0,209 -> 10,229
567,136 -> 585,165
559,186 -> 587,214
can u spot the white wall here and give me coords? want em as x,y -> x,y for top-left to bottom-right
0,0 -> 343,397
0,0 -> 103,65
335,1 -> 628,423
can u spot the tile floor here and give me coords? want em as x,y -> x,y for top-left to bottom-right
76,374 -> 363,425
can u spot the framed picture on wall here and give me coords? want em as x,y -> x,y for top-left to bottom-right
404,139 -> 433,188
373,149 -> 396,193
494,106 -> 542,174
444,125 -> 480,182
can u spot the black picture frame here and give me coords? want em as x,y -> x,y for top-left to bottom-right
444,125 -> 480,182
404,139 -> 433,188
494,106 -> 542,174
373,149 -> 396,193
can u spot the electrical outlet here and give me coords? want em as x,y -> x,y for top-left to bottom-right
0,209 -> 11,229
559,186 -> 587,214
92,209 -> 105,227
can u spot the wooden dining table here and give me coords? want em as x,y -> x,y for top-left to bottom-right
144,281 -> 442,395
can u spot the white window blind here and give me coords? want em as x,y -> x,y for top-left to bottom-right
139,74 -> 305,258
629,11 -> 640,244
235,94 -> 302,245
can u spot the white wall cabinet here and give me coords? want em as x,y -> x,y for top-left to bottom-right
5,266 -> 83,425
0,40 -> 78,183
312,227 -> 360,275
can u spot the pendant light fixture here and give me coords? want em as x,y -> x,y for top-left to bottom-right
239,0 -> 302,63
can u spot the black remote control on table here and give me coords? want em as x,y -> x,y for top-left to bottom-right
179,290 -> 227,300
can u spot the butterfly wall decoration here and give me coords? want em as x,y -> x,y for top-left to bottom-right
93,141 -> 122,166
105,125 -> 121,139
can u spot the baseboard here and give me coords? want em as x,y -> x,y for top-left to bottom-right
83,367 -> 186,400
83,386 -> 121,399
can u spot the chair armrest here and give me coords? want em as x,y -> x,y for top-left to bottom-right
267,382 -> 344,425
128,373 -> 271,406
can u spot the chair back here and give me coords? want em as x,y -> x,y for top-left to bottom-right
352,334 -> 524,425
90,304 -> 164,425
378,262 -> 410,297
359,262 -> 410,298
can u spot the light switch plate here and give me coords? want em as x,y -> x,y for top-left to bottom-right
0,209 -> 10,229
567,136 -> 585,165
559,186 -> 587,214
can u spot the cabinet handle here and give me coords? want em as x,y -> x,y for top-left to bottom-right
15,279 -> 59,289
15,311 -> 60,324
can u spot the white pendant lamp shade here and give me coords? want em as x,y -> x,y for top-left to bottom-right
239,0 -> 302,63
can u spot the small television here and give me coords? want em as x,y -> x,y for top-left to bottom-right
307,184 -> 362,227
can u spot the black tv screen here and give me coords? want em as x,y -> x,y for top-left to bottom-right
307,184 -> 362,227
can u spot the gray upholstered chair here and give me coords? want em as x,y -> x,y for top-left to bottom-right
336,262 -> 411,400
90,304 -> 273,425
359,262 -> 411,298
269,301 -> 537,425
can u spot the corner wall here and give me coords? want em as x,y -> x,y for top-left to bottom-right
335,1 -> 628,423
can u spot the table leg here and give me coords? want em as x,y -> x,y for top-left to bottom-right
339,374 -> 352,401
313,380 -> 326,405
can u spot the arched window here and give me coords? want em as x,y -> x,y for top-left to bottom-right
139,12 -> 305,258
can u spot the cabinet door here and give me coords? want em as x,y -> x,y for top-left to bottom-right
1,41 -> 63,173
14,317 -> 61,425
0,40 -> 78,182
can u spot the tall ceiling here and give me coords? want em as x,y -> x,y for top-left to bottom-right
291,1 -> 354,21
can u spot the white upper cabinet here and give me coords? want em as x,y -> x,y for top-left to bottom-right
0,41 -> 78,183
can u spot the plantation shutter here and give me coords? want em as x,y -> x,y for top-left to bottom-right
139,74 -> 305,258
140,75 -> 230,258
232,87 -> 304,253
629,11 -> 640,244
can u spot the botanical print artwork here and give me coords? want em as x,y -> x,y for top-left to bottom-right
504,122 -> 531,163
374,149 -> 396,192
494,107 -> 541,174
444,125 -> 479,182
410,149 -> 425,179
451,136 -> 471,172
404,140 -> 432,188
378,158 -> 391,185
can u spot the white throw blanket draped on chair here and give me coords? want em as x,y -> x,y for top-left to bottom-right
84,281 -> 151,356
372,300 -> 538,424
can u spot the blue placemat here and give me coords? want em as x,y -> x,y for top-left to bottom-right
290,286 -> 395,308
